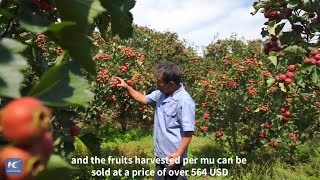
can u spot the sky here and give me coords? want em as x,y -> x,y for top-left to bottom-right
131,0 -> 265,54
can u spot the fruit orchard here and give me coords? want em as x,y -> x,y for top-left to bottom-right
0,0 -> 320,179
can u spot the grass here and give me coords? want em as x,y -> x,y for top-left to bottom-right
72,128 -> 320,180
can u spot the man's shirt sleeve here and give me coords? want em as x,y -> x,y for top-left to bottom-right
179,97 -> 195,131
146,90 -> 161,107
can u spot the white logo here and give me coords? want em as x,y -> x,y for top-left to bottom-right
7,160 -> 21,169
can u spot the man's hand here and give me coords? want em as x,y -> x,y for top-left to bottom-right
167,152 -> 182,167
114,77 -> 128,89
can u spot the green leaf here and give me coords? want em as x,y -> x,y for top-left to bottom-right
275,22 -> 286,35
125,0 -> 136,10
301,0 -> 314,12
95,12 -> 111,41
0,38 -> 27,53
100,0 -> 134,39
283,45 -> 307,57
279,83 -> 287,92
268,55 -> 277,66
267,77 -> 275,87
296,77 -> 306,88
47,22 -> 77,32
29,60 -> 94,107
79,133 -> 102,156
0,39 -> 29,98
53,0 -> 106,31
19,11 -> 51,34
49,26 -> 96,74
268,21 -> 276,35
35,155 -> 75,180
311,68 -> 319,84
251,2 -> 264,15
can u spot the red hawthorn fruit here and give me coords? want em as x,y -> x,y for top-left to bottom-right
286,8 -> 293,17
69,125 -> 81,137
28,131 -> 54,163
280,107 -> 287,113
268,141 -> 278,147
281,117 -> 289,122
287,65 -> 296,72
0,146 -> 44,180
0,97 -> 51,146
284,111 -> 291,118
262,122 -> 272,129
314,54 -> 320,60
215,131 -> 224,137
264,4 -> 271,11
200,126 -> 209,132
285,71 -> 295,78
271,36 -> 278,42
257,132 -> 266,139
304,58 -> 311,63
284,78 -> 293,84
311,58 -> 317,65
290,134 -> 297,141
310,49 -> 319,56
280,74 -> 287,81
308,12 -> 316,18
275,75 -> 280,81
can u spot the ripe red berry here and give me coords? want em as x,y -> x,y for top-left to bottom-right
0,97 -> 51,146
69,125 -> 81,137
284,111 -> 291,118
287,65 -> 296,72
280,74 -> 287,81
311,58 -> 317,65
310,49 -> 319,56
281,117 -> 289,122
285,71 -> 295,78
284,78 -> 293,84
0,146 -> 44,180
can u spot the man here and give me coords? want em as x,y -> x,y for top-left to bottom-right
115,61 -> 195,179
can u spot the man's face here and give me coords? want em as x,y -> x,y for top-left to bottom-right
156,73 -> 173,95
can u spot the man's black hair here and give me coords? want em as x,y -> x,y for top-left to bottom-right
155,61 -> 182,85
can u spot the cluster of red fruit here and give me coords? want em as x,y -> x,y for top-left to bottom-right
109,78 -> 121,89
36,34 -> 48,55
275,64 -> 296,85
257,131 -> 266,139
243,58 -> 259,66
93,53 -> 110,61
263,2 -> 289,22
200,126 -> 209,132
56,47 -> 63,56
215,131 -> 224,137
267,141 -> 278,147
0,97 -> 54,180
199,80 -> 210,88
263,36 -> 281,55
136,52 -> 145,62
303,49 -> 320,67
123,47 -> 136,58
202,112 -> 210,120
119,64 -> 129,73
262,122 -> 272,129
247,86 -> 257,96
32,0 -> 54,13
126,73 -> 141,86
290,133 -> 297,141
236,66 -> 246,72
96,69 -> 109,84
280,107 -> 291,123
